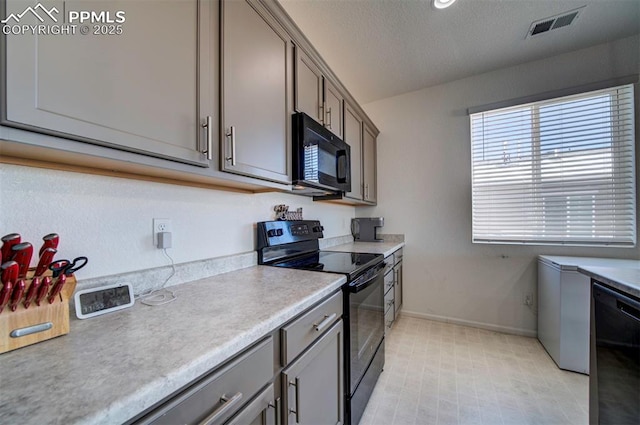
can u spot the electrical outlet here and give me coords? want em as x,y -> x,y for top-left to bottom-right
153,218 -> 172,247
524,292 -> 533,306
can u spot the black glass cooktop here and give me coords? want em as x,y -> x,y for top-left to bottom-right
272,251 -> 383,280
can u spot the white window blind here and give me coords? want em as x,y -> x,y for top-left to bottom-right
470,84 -> 636,246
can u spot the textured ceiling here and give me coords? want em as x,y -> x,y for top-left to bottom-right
278,0 -> 640,104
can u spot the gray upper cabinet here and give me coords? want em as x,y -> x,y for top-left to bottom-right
2,0 -> 210,167
363,123 -> 377,203
323,79 -> 344,139
221,0 -> 292,184
344,102 -> 363,200
294,48 -> 324,124
294,46 -> 343,139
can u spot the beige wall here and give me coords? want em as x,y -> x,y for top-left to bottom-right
361,35 -> 640,336
0,164 -> 355,279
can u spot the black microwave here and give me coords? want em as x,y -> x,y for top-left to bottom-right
292,112 -> 351,195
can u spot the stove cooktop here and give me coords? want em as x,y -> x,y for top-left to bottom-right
272,250 -> 383,281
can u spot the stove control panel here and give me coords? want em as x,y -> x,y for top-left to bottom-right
257,220 -> 324,248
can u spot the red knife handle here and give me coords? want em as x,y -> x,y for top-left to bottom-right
0,281 -> 13,314
1,233 -> 21,262
48,274 -> 66,304
9,279 -> 25,312
39,234 -> 59,257
34,248 -> 57,277
35,277 -> 51,307
11,242 -> 33,279
1,260 -> 19,285
23,277 -> 41,309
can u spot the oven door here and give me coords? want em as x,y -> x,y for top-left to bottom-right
347,266 -> 385,394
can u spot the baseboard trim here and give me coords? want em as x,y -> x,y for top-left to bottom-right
400,310 -> 537,338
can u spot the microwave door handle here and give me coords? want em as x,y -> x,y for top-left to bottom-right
336,150 -> 348,183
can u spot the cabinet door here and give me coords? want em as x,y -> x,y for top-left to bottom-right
2,0 -> 209,167
221,0 -> 291,183
394,261 -> 403,319
323,80 -> 344,139
226,384 -> 276,425
344,103 -> 363,200
282,321 -> 343,425
294,47 -> 323,124
363,124 -> 377,203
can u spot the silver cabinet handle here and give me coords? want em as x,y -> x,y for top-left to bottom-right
365,184 -> 369,199
226,126 -> 236,166
313,313 -> 337,332
202,116 -> 213,161
198,392 -> 243,425
387,299 -> 394,309
289,379 -> 301,423
268,397 -> 281,425
326,106 -> 332,129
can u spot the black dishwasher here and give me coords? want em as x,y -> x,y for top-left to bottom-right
591,282 -> 640,425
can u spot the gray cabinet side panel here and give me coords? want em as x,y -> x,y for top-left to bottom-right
344,103 -> 363,200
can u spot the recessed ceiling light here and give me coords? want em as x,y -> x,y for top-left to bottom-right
433,0 -> 457,9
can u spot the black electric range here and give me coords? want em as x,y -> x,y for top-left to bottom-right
257,220 -> 386,425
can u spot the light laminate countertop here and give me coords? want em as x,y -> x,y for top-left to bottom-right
578,265 -> 640,299
0,266 -> 346,425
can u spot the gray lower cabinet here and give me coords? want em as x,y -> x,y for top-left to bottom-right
221,0 -> 292,184
132,337 -> 275,425
226,384 -> 276,425
2,0 -> 211,167
384,270 -> 395,331
384,248 -> 404,330
282,321 -> 344,425
394,259 -> 403,320
129,290 -> 346,425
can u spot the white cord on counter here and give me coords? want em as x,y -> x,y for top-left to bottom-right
138,248 -> 177,306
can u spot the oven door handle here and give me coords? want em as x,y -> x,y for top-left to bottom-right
349,264 -> 386,293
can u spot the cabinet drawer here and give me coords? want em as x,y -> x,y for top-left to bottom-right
384,285 -> 395,314
384,258 -> 394,276
384,270 -> 394,294
385,306 -> 394,330
138,337 -> 274,425
393,248 -> 404,265
226,383 -> 275,425
281,291 -> 342,365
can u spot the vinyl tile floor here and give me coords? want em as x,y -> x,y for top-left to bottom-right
360,316 -> 588,425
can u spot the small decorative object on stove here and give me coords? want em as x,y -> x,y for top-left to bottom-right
274,205 -> 303,221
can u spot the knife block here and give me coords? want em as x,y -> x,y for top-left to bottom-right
0,269 -> 76,354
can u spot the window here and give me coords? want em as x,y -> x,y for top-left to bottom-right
470,84 -> 636,246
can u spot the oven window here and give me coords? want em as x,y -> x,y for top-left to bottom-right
349,273 -> 384,393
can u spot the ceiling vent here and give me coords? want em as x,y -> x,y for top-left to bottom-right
526,6 -> 585,39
